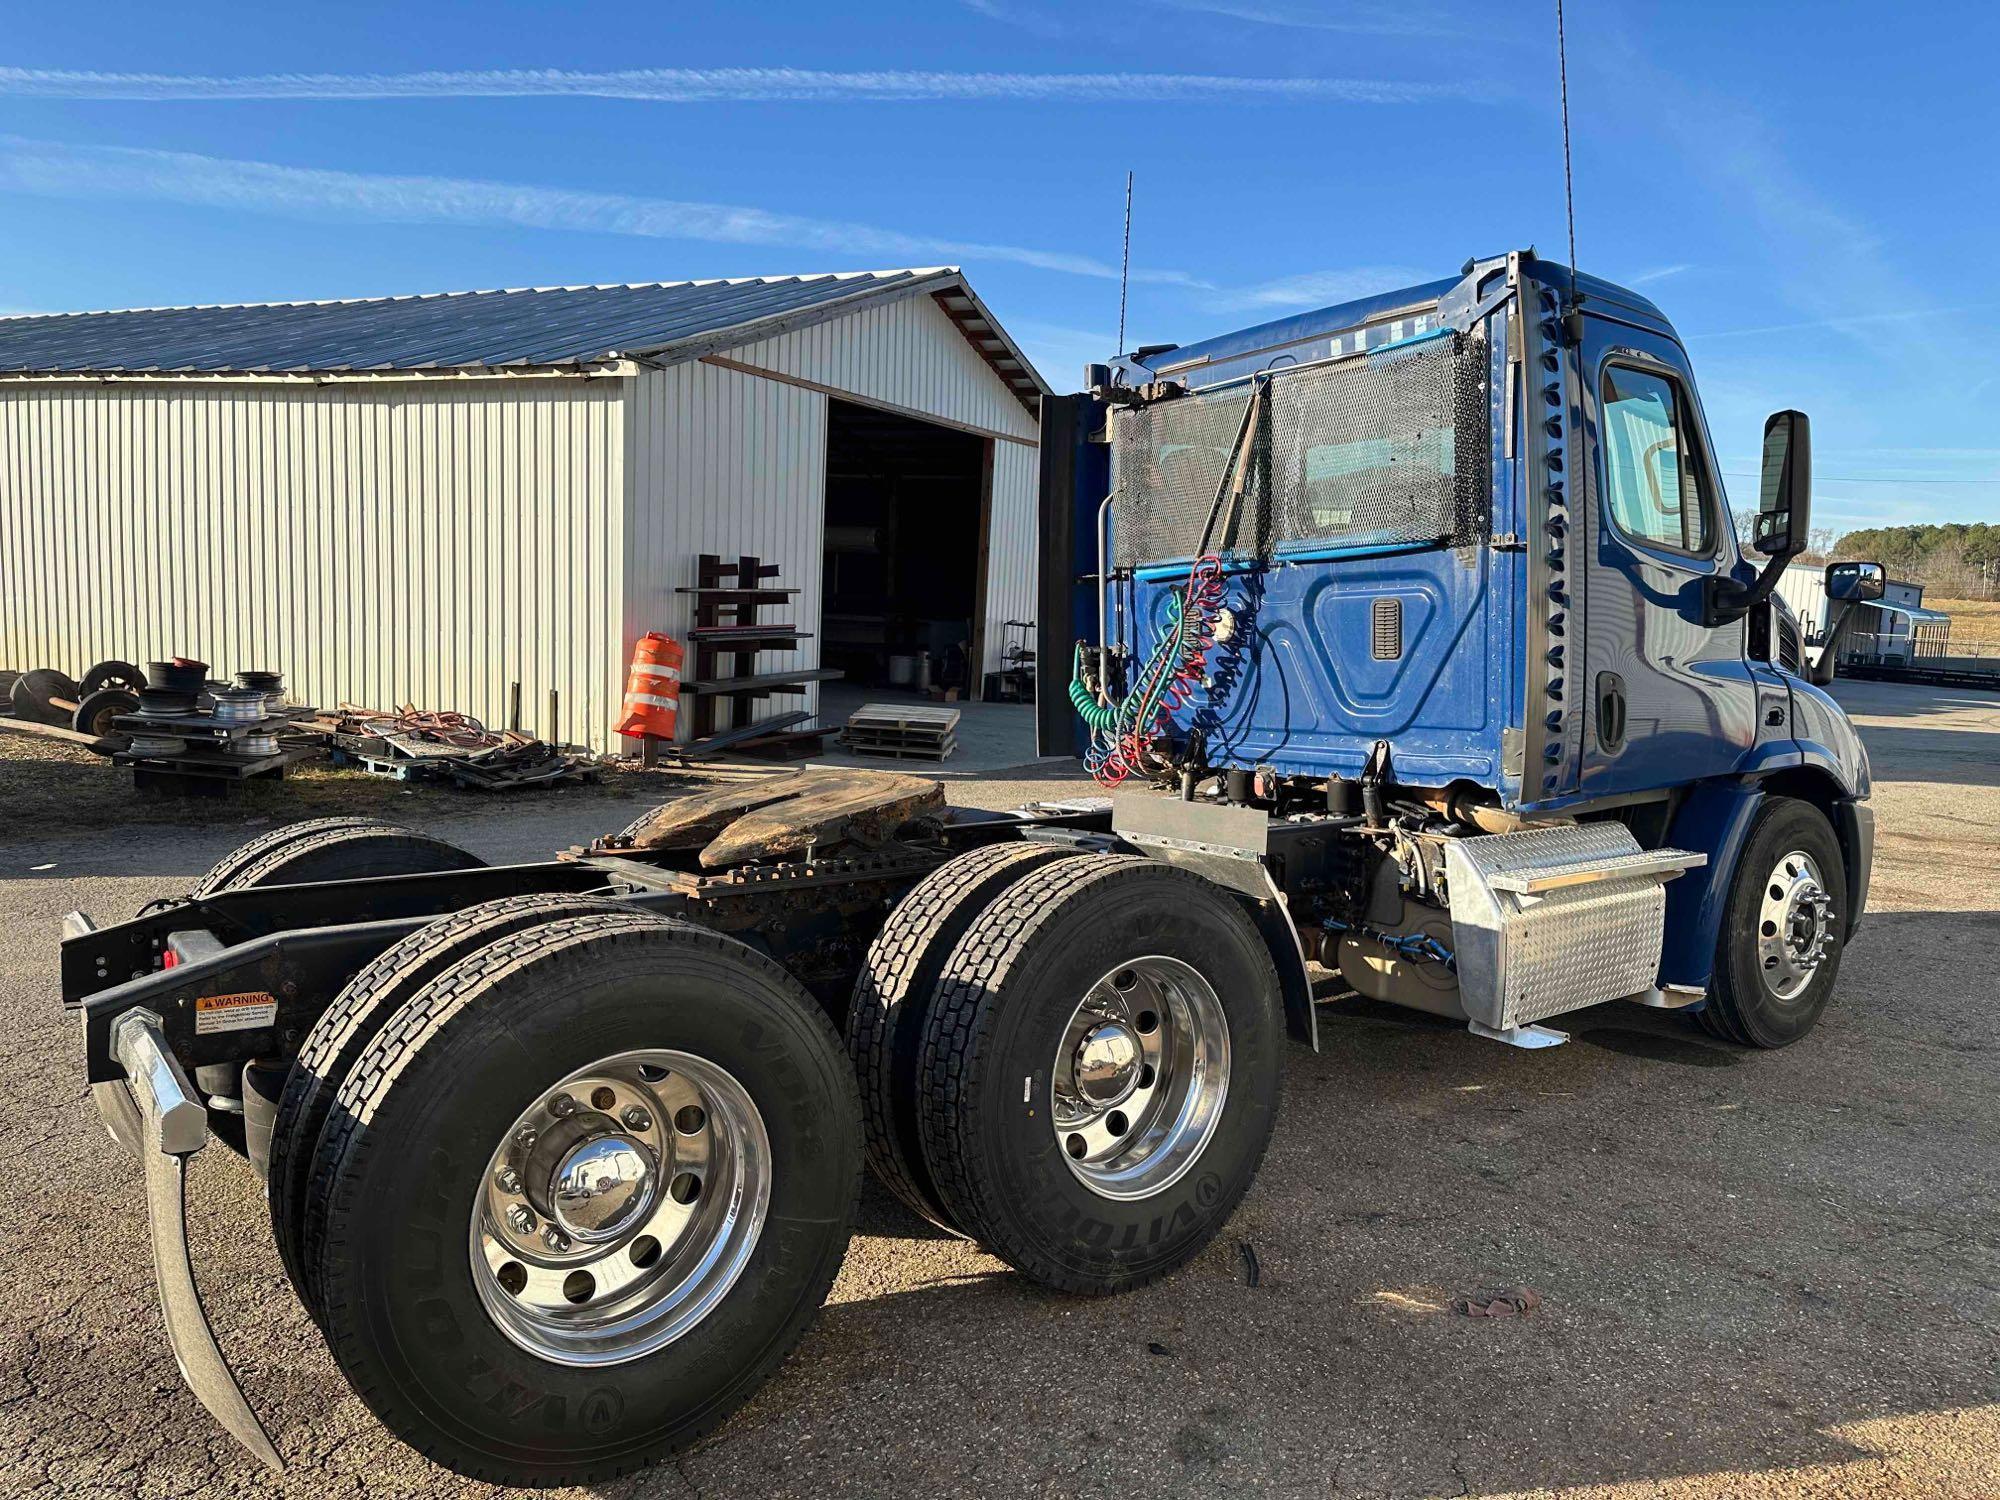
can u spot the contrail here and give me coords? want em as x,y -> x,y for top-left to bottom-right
0,135 -> 1212,288
0,64 -> 1496,106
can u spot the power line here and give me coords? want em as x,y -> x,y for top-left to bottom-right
1721,470 -> 2000,486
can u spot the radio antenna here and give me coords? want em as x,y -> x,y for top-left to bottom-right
1117,169 -> 1134,355
1556,0 -> 1582,336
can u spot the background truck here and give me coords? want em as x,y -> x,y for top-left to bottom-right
61,247 -> 1878,1486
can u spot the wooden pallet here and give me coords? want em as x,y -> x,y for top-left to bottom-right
842,704 -> 960,761
114,742 -> 315,795
841,730 -> 957,762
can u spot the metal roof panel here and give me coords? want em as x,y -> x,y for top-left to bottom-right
0,270 -> 984,376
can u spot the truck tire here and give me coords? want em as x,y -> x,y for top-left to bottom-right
10,667 -> 79,726
915,855 -> 1284,1295
78,659 -> 147,697
223,823 -> 485,891
191,817 -> 396,897
847,840 -> 1084,1233
270,893 -> 633,1316
71,687 -> 139,742
306,912 -> 862,1485
1699,796 -> 1848,1049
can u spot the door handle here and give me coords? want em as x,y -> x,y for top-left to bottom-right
1596,671 -> 1627,754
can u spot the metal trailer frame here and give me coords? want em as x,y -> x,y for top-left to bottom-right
64,783 -> 1372,1471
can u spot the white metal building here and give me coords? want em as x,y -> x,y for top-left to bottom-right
0,268 -> 1047,750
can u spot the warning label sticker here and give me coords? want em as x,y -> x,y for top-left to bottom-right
193,991 -> 278,1035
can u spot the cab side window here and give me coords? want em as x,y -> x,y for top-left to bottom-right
1599,364 -> 1713,555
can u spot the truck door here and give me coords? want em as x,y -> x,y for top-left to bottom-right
1577,318 -> 1759,796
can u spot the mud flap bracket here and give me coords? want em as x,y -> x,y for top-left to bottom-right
114,1009 -> 284,1474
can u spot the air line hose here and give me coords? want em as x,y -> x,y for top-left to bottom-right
1071,554 -> 1225,786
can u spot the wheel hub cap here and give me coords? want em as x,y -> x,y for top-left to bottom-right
470,1049 -> 770,1367
551,1134 -> 656,1242
1051,956 -> 1231,1202
1073,1021 -> 1143,1107
1757,849 -> 1834,1000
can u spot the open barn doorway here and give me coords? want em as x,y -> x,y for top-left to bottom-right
821,398 -> 990,700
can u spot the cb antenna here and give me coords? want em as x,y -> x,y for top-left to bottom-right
1117,169 -> 1133,355
1556,0 -> 1583,343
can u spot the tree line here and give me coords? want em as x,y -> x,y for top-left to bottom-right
1827,522 -> 2000,599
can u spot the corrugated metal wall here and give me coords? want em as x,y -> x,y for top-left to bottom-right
722,292 -> 1041,444
1775,562 -> 1828,632
0,289 -> 1037,755
624,357 -> 828,721
0,377 -> 626,749
625,290 -> 1039,729
983,439 -> 1039,672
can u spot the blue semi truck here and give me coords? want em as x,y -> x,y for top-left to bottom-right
60,248 -> 1879,1485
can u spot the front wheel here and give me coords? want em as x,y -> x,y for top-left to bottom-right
308,913 -> 861,1485
1699,796 -> 1848,1048
916,855 -> 1284,1294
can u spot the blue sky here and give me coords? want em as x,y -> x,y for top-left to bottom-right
2,0 -> 1995,534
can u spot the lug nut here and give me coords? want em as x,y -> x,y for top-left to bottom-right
551,1094 -> 577,1118
495,1166 -> 521,1193
622,1106 -> 652,1131
542,1225 -> 572,1253
514,1126 -> 538,1150
506,1204 -> 537,1235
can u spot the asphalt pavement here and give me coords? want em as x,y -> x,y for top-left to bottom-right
2,679 -> 1995,1498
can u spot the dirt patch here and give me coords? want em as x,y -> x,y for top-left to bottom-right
0,724 -> 714,834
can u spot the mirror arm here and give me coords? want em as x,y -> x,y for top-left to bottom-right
1808,599 -> 1863,686
1703,543 -> 1799,628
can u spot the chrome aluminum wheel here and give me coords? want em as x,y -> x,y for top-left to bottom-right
470,1049 -> 770,1366
1757,849 -> 1834,1000
1051,956 -> 1230,1201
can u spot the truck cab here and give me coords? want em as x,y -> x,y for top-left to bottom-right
1038,248 -> 1875,1050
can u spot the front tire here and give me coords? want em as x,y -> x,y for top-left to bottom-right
915,855 -> 1283,1294
308,913 -> 861,1485
1699,796 -> 1847,1048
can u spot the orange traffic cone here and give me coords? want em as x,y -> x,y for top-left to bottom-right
617,632 -> 683,740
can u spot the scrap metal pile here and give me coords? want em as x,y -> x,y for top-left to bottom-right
329,705 -> 595,791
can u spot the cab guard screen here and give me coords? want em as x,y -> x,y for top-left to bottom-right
1110,331 -> 1490,569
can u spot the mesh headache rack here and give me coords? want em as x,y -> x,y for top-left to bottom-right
1110,330 -> 1491,570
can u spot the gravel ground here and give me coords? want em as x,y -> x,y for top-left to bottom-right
1,679 -> 1995,1498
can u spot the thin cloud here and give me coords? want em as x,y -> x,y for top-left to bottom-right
1686,302 -> 2000,342
1205,264 -> 1432,312
957,0 -> 1065,36
0,64 -> 1498,107
1151,1 -> 1464,38
0,134 -> 1214,289
1626,262 -> 1691,286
